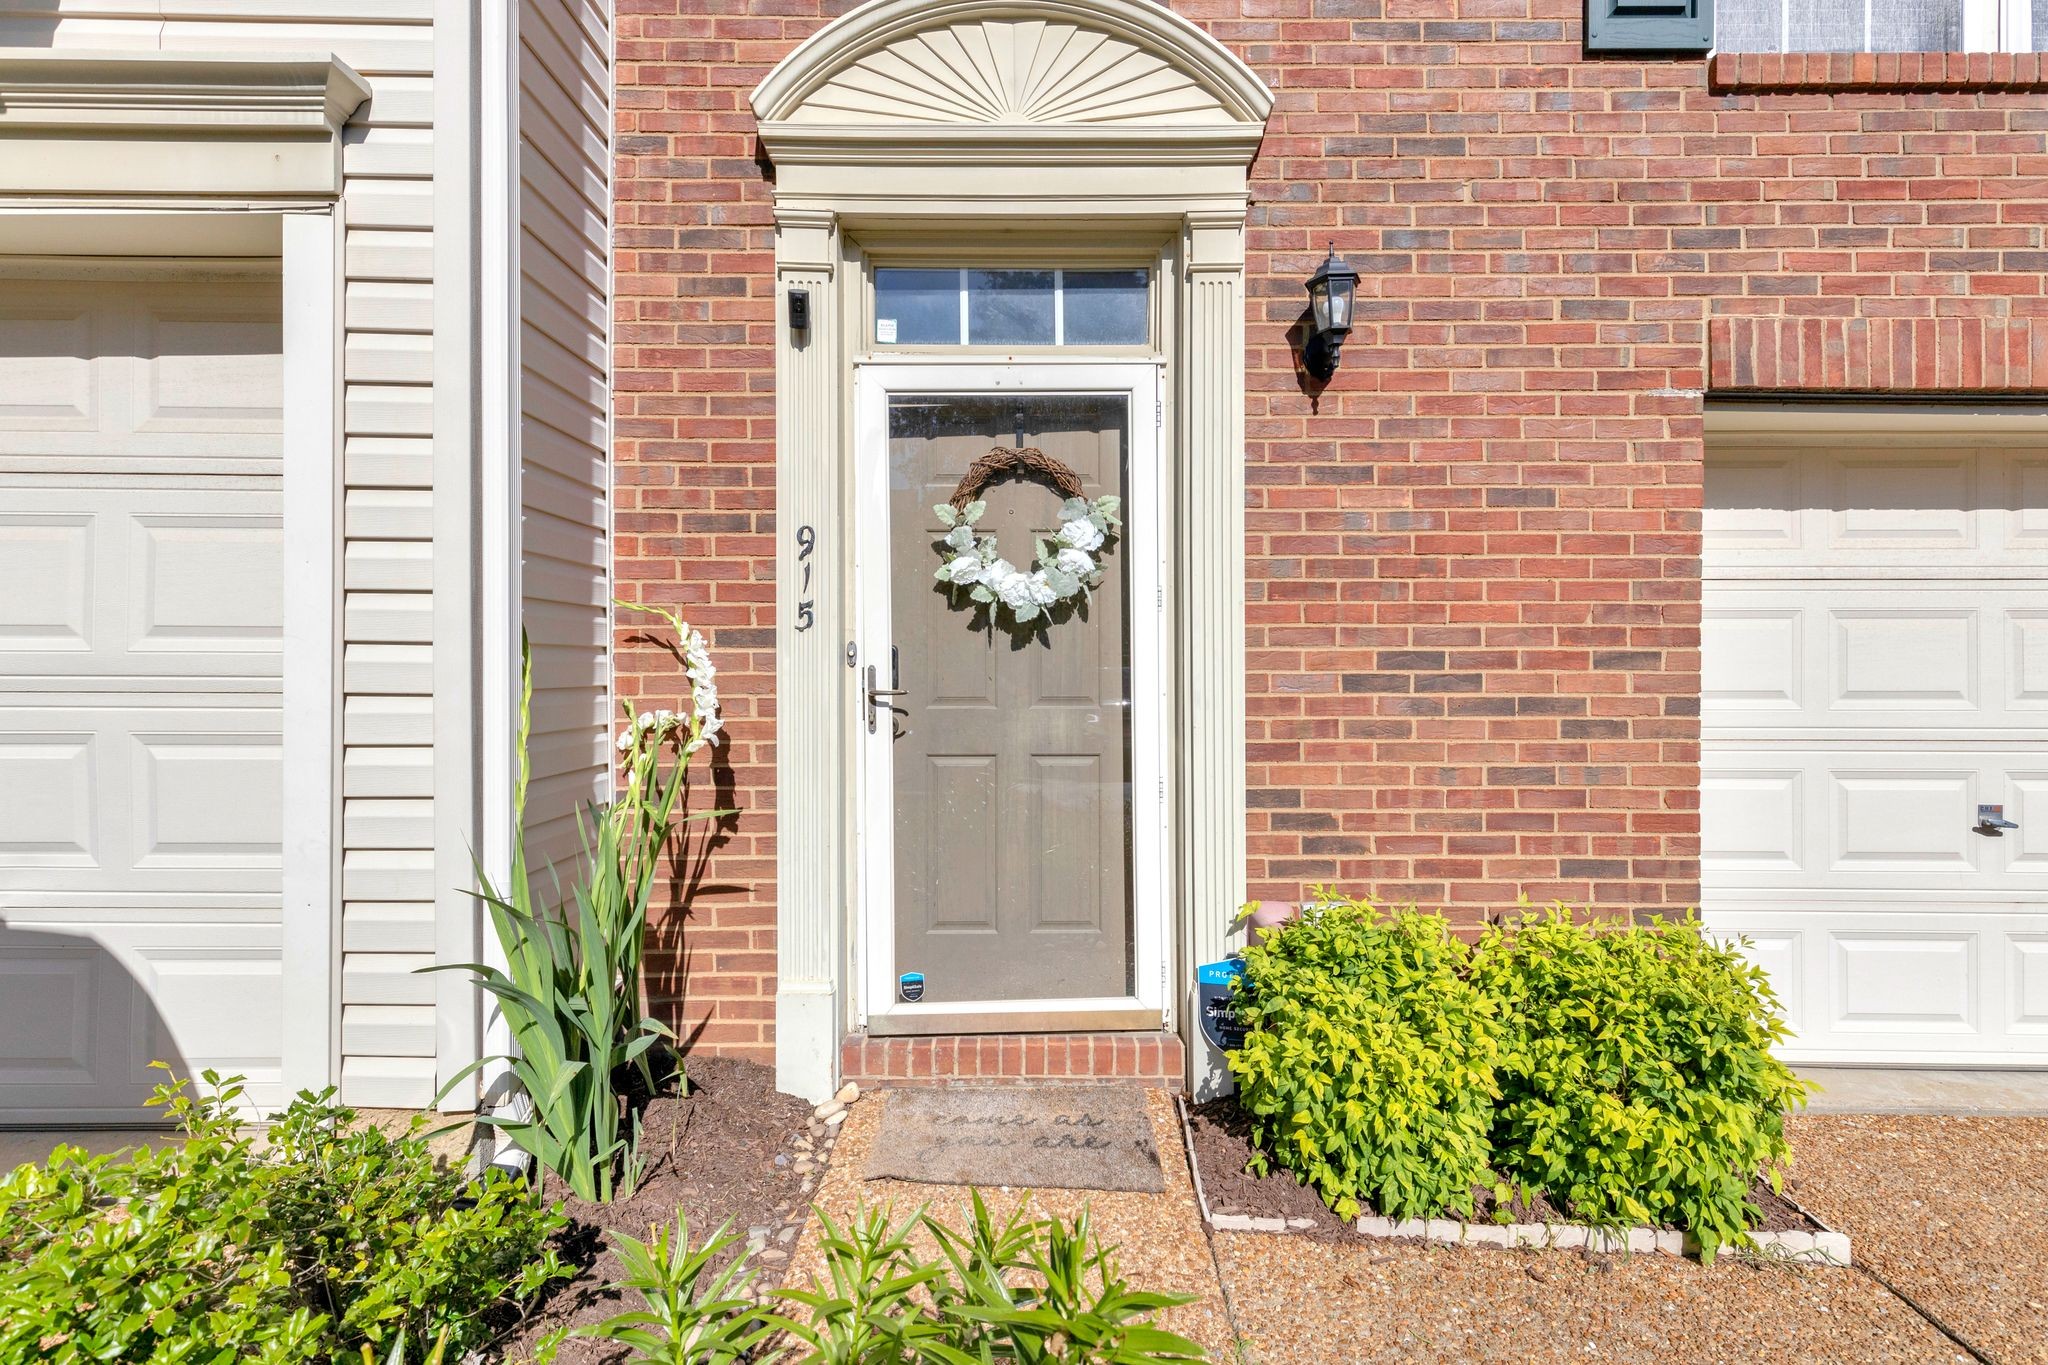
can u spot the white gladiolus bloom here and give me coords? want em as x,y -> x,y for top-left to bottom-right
1058,518 -> 1104,552
1055,547 -> 1094,577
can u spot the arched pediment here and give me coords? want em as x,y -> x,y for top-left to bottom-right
752,0 -> 1271,165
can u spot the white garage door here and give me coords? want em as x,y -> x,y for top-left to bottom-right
0,270 -> 286,1123
1703,437 -> 2048,1064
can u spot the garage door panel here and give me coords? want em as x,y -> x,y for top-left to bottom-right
1,274 -> 283,1123
0,946 -> 98,1084
0,924 -> 283,1119
2014,940 -> 2048,1033
2015,614 -> 2048,707
1834,609 -> 1977,708
1713,909 -> 2048,1062
130,283 -> 283,435
130,513 -> 284,654
1706,584 -> 2037,733
2010,777 -> 2048,869
1701,767 -> 1804,870
1832,933 -> 1977,1032
2012,457 -> 2048,546
1705,439 -> 2046,1065
1833,769 -> 1980,873
1,703 -> 280,895
132,733 -> 282,870
1706,444 -> 2043,573
1701,608 -> 1801,709
0,488 -> 280,680
0,512 -> 93,652
0,732 -> 96,866
1830,455 -> 1978,550
0,297 -> 100,431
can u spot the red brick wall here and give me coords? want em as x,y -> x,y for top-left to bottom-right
612,0 -> 2048,1059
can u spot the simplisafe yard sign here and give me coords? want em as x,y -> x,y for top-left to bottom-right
1196,958 -> 1246,1053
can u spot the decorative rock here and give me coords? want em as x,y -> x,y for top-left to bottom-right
835,1082 -> 860,1105
778,1225 -> 797,1244
813,1100 -> 845,1122
824,1109 -> 848,1127
759,1247 -> 788,1262
773,1154 -> 789,1168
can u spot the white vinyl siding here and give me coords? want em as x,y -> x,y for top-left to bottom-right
518,0 -> 613,871
16,0 -> 442,1106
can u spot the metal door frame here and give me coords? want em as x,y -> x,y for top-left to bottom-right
852,359 -> 1169,1033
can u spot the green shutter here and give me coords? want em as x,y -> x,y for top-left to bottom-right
1585,0 -> 1714,52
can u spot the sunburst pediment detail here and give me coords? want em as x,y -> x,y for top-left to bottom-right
753,0 -> 1273,143
788,17 -> 1230,127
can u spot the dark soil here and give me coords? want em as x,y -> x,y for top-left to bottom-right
493,1056 -> 821,1363
1185,1095 -> 1820,1247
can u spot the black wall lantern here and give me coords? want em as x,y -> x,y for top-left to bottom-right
1302,244 -> 1358,382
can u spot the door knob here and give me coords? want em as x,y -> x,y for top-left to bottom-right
865,663 -> 906,734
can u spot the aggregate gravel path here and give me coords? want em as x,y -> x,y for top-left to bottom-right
788,1087 -> 1242,1360
1212,1232 -> 1967,1363
1787,1113 -> 2048,1364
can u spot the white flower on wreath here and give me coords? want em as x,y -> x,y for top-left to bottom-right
931,490 -> 1121,631
1057,517 -> 1104,553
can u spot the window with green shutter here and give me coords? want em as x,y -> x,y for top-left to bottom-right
1585,0 -> 1714,52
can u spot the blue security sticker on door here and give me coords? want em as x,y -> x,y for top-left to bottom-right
1196,958 -> 1246,1053
899,972 -> 925,1003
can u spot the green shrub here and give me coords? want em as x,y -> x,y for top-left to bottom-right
1470,907 -> 1811,1261
1224,893 -> 1502,1220
0,1070 -> 566,1364
548,1196 -> 1204,1365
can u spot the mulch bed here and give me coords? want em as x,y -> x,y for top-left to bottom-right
493,1056 -> 821,1364
1185,1096 -> 1819,1245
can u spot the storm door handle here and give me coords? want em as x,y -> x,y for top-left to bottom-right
865,663 -> 907,734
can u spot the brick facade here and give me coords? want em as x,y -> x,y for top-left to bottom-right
613,0 -> 2048,1067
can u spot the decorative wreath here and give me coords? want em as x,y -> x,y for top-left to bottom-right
931,446 -> 1122,628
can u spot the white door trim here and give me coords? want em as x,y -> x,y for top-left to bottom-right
852,360 -> 1170,1030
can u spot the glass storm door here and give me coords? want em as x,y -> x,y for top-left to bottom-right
856,365 -> 1164,1024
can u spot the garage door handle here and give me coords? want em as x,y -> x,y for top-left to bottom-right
1975,804 -> 2018,835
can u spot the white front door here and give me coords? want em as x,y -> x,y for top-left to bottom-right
854,362 -> 1167,1031
1702,434 -> 2048,1064
0,271 -> 287,1122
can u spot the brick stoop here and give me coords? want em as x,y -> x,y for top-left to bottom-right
840,1032 -> 1185,1086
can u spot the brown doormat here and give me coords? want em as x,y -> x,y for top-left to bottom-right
865,1085 -> 1166,1193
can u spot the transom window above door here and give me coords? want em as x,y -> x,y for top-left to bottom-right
872,267 -> 1150,348
1716,0 -> 2042,52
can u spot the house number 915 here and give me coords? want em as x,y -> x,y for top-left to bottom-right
794,524 -> 816,633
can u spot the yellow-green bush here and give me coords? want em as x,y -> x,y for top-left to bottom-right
1225,894 -> 1502,1220
1470,907 -> 1811,1260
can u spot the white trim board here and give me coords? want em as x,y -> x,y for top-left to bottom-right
851,361 -> 1171,1034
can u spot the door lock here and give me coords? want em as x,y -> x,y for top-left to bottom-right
865,658 -> 906,734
